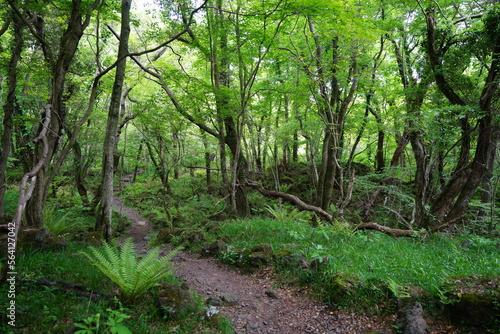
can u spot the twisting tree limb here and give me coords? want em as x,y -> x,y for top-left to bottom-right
1,105 -> 52,284
246,180 -> 333,223
247,180 -> 423,238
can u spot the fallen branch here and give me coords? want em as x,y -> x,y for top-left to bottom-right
246,180 -> 333,223
22,277 -> 107,300
430,214 -> 466,233
246,180 -> 425,238
354,222 -> 419,237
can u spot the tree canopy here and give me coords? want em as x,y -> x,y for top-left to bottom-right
1,0 -> 500,238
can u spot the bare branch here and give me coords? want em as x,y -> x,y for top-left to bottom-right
453,13 -> 485,24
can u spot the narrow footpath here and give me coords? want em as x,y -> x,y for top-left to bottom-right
112,194 -> 395,333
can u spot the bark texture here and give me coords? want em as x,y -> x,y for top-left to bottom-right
424,8 -> 500,226
95,0 -> 131,240
0,13 -> 21,218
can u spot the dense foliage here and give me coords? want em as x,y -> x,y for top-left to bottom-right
1,0 -> 500,332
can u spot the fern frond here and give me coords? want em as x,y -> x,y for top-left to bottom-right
81,238 -> 177,302
120,239 -> 136,293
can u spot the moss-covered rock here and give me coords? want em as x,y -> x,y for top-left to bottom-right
279,253 -> 309,269
182,229 -> 205,245
441,275 -> 500,327
157,282 -> 195,320
248,244 -> 274,266
323,272 -> 361,305
201,239 -> 227,257
156,228 -> 182,244
236,247 -> 251,268
275,249 -> 292,258
18,229 -> 67,250
82,231 -> 103,246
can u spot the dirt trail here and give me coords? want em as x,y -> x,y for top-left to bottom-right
112,194 -> 393,333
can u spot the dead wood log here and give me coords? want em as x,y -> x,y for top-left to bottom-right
246,180 -> 333,223
354,222 -> 419,237
22,277 -> 107,300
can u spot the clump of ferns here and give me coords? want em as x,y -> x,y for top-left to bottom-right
81,238 -> 177,303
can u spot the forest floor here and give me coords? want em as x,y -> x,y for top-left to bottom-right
112,190 -> 459,334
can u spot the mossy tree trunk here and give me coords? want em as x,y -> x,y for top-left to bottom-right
7,0 -> 102,227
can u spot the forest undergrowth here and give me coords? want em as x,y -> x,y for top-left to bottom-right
1,169 -> 500,333
120,171 -> 500,329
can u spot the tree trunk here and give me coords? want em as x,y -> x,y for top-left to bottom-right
391,35 -> 431,228
211,0 -> 249,217
409,131 -> 429,227
132,140 -> 144,183
18,0 -> 101,227
202,132 -> 212,187
1,105 -> 51,284
0,14 -> 22,218
73,140 -> 90,207
224,116 -> 250,216
390,131 -> 409,167
247,180 -> 333,223
373,115 -> 385,172
95,0 -> 131,240
425,8 -> 500,226
478,125 -> 500,223
306,16 -> 359,211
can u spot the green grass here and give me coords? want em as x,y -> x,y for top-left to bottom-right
121,178 -> 500,295
2,188 -> 19,217
107,172 -> 500,328
215,214 -> 500,297
0,242 -> 233,333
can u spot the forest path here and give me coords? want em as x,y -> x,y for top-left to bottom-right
112,184 -> 393,333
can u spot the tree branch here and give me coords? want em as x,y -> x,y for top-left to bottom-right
354,222 -> 418,237
246,180 -> 333,223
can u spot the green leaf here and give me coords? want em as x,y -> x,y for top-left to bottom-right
80,238 -> 176,302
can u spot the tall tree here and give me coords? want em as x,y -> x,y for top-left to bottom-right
0,12 -> 21,219
141,0 -> 287,216
95,0 -> 132,240
7,0 -> 102,227
389,20 -> 432,227
424,3 -> 500,226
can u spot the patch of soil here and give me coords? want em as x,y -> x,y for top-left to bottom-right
172,251 -> 393,333
113,190 -> 463,334
113,195 -> 151,251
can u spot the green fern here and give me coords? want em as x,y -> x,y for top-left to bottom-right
386,277 -> 411,298
265,204 -> 306,224
81,238 -> 176,302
